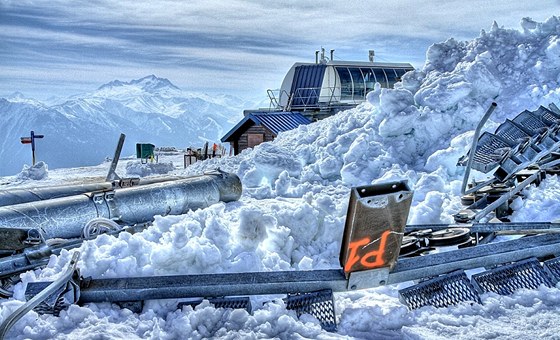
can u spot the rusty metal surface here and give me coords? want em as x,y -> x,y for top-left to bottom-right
339,181 -> 413,277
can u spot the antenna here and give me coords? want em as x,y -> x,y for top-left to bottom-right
369,50 -> 375,62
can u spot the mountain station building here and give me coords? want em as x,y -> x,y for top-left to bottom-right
222,49 -> 414,155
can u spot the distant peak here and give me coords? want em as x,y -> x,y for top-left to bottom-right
8,91 -> 26,99
97,80 -> 125,90
97,75 -> 180,92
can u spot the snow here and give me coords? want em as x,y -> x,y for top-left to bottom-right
1,16 -> 560,339
125,161 -> 175,177
16,162 -> 49,181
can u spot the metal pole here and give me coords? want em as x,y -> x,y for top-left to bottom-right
106,133 -> 125,181
405,222 -> 560,233
461,102 -> 497,195
31,130 -> 36,166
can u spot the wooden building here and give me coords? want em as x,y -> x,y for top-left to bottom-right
221,111 -> 311,155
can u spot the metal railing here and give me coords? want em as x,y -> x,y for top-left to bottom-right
267,86 -> 365,112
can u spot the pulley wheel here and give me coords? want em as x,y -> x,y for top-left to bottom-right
400,236 -> 421,256
428,228 -> 471,246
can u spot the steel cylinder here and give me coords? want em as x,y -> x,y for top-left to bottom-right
0,171 -> 242,240
0,176 -> 185,207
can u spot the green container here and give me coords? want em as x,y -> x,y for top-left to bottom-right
136,143 -> 155,159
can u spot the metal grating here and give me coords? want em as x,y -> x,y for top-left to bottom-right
495,120 -> 532,144
398,271 -> 480,310
177,297 -> 252,313
512,112 -> 550,134
284,289 -> 337,332
25,281 -> 78,316
472,132 -> 513,172
472,258 -> 554,295
536,106 -> 560,124
543,257 -> 560,284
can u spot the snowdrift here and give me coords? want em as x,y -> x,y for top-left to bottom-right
1,17 -> 560,339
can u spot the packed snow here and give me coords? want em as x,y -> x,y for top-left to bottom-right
1,17 -> 560,339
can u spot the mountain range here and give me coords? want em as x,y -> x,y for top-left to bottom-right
0,75 -> 249,176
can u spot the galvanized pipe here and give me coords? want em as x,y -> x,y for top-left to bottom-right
461,102 -> 497,195
0,176 -> 185,207
0,171 -> 241,240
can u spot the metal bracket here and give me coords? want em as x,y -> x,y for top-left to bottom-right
347,267 -> 390,290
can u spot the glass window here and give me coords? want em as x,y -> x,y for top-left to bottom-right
386,69 -> 399,88
336,67 -> 353,100
373,68 -> 388,88
362,68 -> 377,94
394,68 -> 408,81
349,68 -> 365,99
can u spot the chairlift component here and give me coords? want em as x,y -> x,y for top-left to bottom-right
340,181 -> 413,277
0,171 -> 242,241
399,270 -> 480,310
460,104 -> 560,186
0,252 -> 80,339
471,257 -> 554,295
543,257 -> 560,284
427,228 -> 472,247
284,289 -> 337,332
177,297 -> 252,313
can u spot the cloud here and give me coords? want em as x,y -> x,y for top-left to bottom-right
0,0 -> 557,100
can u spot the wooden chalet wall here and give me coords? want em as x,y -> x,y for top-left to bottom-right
235,125 -> 275,155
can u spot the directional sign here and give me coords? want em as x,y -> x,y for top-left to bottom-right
20,130 -> 44,165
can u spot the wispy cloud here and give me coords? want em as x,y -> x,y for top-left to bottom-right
0,0 -> 556,100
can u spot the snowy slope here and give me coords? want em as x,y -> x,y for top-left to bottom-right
0,76 -> 246,177
1,17 -> 560,339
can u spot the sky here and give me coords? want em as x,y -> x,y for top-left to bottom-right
0,0 -> 558,101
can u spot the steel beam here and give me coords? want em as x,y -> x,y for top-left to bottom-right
388,233 -> 560,284
405,222 -> 560,234
78,270 -> 348,303
69,234 -> 560,304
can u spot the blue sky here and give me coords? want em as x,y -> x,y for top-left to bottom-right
0,0 -> 557,101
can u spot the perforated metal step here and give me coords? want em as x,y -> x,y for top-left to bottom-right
177,296 -> 252,312
399,257 -> 560,310
472,258 -> 553,295
398,271 -> 480,310
543,257 -> 560,284
284,289 -> 337,332
464,104 -> 560,180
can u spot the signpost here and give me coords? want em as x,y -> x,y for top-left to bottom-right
20,131 -> 44,165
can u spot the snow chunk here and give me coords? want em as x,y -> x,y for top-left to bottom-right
125,161 -> 174,177
17,161 -> 48,180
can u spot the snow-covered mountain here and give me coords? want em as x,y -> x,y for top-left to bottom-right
0,75 -> 247,176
